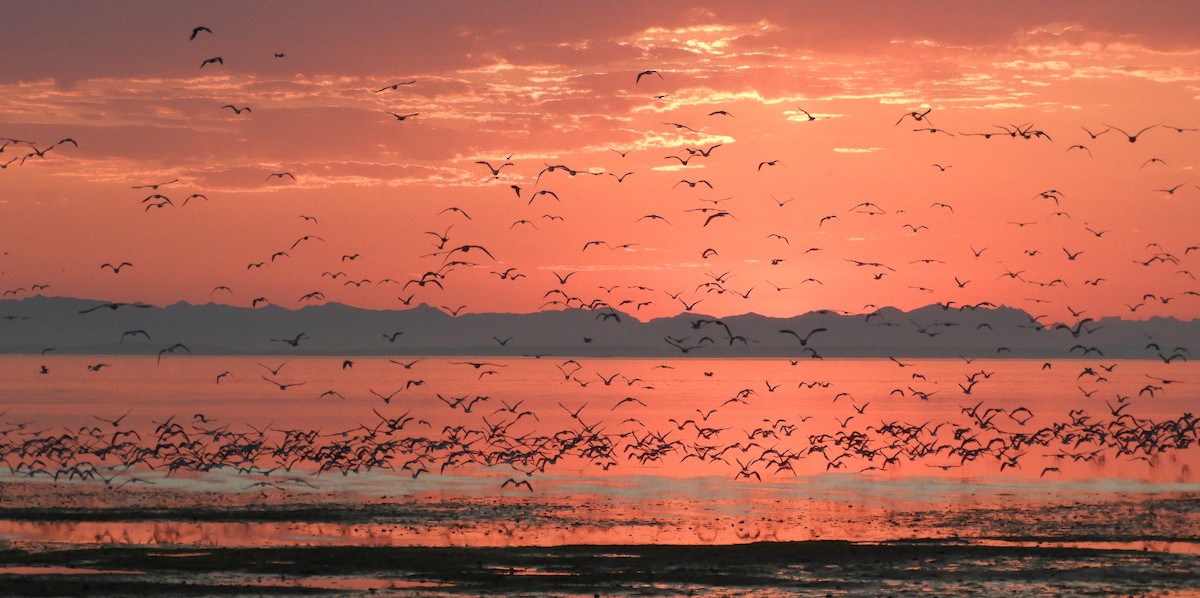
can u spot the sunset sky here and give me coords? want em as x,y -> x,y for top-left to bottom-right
2,1 -> 1198,322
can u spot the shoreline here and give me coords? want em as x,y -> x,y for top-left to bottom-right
2,540 -> 1199,596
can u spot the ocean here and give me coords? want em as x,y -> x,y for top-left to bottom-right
1,355 -> 1198,595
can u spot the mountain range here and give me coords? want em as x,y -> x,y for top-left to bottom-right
0,296 -> 1194,360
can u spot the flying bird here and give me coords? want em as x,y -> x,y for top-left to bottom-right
475,161 -> 513,178
100,262 -> 133,273
1103,123 -> 1156,143
375,81 -> 416,92
636,70 -> 663,83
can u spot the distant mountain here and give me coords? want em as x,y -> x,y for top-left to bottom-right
0,295 -> 1194,360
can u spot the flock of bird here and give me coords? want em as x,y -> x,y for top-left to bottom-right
2,353 -> 1197,491
1,24 -> 1199,492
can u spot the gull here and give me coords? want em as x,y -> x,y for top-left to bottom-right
779,328 -> 827,346
189,26 -> 212,40
439,206 -> 471,219
662,121 -> 700,133
270,332 -> 308,347
475,160 -> 513,178
369,388 -> 403,403
78,301 -> 151,314
266,172 -> 295,182
290,235 -> 325,249
101,262 -> 133,273
451,361 -> 507,369
120,329 -> 151,343
222,105 -> 251,115
896,108 -> 932,125
636,70 -> 663,83
157,342 -> 190,364
527,189 -> 559,205
685,143 -> 723,157
375,81 -> 416,92
1103,123 -> 1156,143
260,375 -> 305,391
200,56 -> 223,69
1155,183 -> 1186,196
385,111 -> 419,120
132,179 -> 179,190
502,478 -> 534,491
703,211 -> 736,226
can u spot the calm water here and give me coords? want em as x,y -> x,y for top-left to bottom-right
2,355 -> 1196,477
3,356 -> 1198,484
1,356 -> 1198,594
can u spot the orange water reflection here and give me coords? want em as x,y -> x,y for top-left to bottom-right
1,356 -> 1197,553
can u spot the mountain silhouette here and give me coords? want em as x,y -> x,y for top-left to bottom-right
0,296 -> 1194,359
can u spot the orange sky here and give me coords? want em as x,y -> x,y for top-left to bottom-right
1,2 -> 1198,323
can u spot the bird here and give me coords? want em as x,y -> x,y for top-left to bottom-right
896,108 -> 932,125
635,70 -> 663,84
375,81 -> 416,92
270,332 -> 308,347
131,179 -> 179,190
221,105 -> 251,115
189,26 -> 213,40
266,172 -> 295,182
77,301 -> 151,314
502,478 -> 534,491
260,375 -> 305,390
1103,123 -> 1156,143
100,262 -> 133,273
120,329 -> 151,343
385,111 -> 419,121
93,409 -> 132,427
475,161 -> 513,178
1154,183 -> 1186,196
200,56 -> 223,69
779,328 -> 827,346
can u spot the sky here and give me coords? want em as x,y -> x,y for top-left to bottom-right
1,1 -> 1198,323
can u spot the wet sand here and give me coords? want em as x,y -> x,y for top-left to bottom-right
2,477 -> 1200,596
3,540 -> 1200,596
